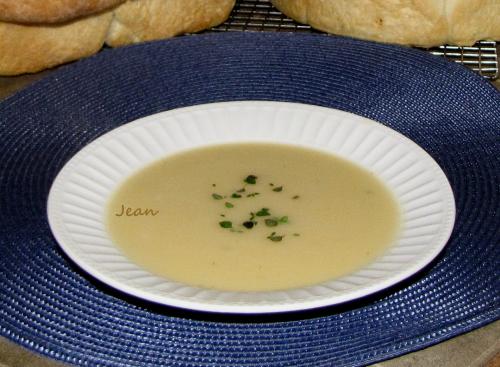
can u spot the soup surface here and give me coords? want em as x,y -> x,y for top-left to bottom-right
107,143 -> 400,291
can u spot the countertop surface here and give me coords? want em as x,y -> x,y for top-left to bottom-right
0,63 -> 498,367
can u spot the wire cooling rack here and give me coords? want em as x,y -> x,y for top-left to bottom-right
211,0 -> 499,80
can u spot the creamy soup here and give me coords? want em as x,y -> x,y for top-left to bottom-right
107,143 -> 400,292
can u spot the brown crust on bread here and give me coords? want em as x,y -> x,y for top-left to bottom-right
272,0 -> 499,47
447,0 -> 500,46
272,0 -> 448,47
0,12 -> 113,75
0,0 -> 235,75
106,0 -> 235,47
0,0 -> 125,24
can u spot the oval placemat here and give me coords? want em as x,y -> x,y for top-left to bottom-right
0,32 -> 498,366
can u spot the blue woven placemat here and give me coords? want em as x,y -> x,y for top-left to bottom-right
0,32 -> 499,367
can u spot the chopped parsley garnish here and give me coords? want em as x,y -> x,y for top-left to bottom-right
244,175 -> 257,184
265,219 -> 278,227
256,208 -> 270,217
267,232 -> 284,242
265,216 -> 287,227
219,221 -> 232,229
243,221 -> 255,229
212,175 -> 299,241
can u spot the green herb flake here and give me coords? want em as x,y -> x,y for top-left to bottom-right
267,232 -> 284,242
231,193 -> 242,198
244,175 -> 258,185
279,216 -> 288,224
246,192 -> 260,198
265,219 -> 278,227
219,221 -> 232,229
212,193 -> 223,200
225,202 -> 234,208
249,212 -> 256,221
293,233 -> 300,237
220,214 -> 225,217
292,195 -> 300,200
272,186 -> 283,192
269,183 -> 274,186
212,184 -> 216,187
237,188 -> 246,193
256,208 -> 270,217
243,221 -> 255,229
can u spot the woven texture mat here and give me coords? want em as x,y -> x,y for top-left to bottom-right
0,33 -> 499,367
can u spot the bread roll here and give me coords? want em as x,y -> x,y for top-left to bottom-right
447,0 -> 500,45
0,12 -> 113,75
0,0 -> 235,76
0,0 -> 125,24
271,0 -> 500,47
106,0 -> 235,47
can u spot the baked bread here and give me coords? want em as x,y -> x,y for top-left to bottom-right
0,0 -> 235,75
106,0 -> 235,47
0,0 -> 124,23
447,0 -> 500,45
0,13 -> 113,75
271,0 -> 500,47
